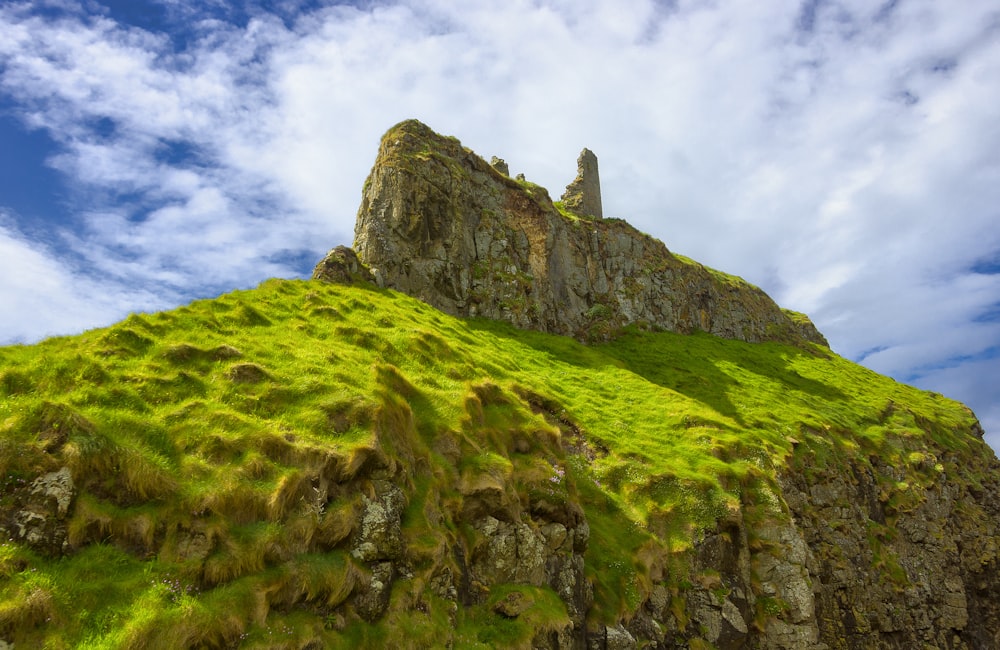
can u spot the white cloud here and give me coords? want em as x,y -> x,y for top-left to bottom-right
0,0 -> 997,448
0,213 -> 164,342
911,355 -> 1000,453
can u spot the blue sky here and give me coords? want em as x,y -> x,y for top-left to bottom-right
1,0 -> 998,452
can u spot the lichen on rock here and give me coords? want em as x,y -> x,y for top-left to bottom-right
4,466 -> 75,556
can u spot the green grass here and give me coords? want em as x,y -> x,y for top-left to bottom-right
0,278 -> 987,647
671,252 -> 762,290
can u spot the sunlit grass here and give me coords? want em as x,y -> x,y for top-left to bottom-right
0,278 -> 986,646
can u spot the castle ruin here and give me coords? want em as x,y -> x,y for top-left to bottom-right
560,148 -> 603,219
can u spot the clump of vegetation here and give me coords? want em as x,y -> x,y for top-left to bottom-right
0,278 -> 986,647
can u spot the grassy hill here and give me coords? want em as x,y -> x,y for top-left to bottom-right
0,278 -> 987,648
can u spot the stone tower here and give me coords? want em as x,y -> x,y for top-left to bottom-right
561,148 -> 603,219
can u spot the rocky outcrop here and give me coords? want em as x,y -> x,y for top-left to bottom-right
332,119 -> 826,346
779,448 -> 1000,650
597,430 -> 1000,650
490,156 -> 510,176
470,513 -> 592,646
351,479 -> 406,621
313,245 -> 376,286
0,466 -> 75,556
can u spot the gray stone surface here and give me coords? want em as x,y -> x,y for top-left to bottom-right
312,245 -> 375,285
5,467 -> 75,556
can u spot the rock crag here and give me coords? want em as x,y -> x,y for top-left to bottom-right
326,119 -> 826,346
305,120 -> 1000,649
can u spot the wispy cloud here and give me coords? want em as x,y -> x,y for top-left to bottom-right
0,0 -> 997,445
0,1 -> 330,294
0,210 -> 163,342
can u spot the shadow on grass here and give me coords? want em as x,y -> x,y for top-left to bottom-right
464,318 -> 848,428
597,329 -> 850,428
335,283 -> 849,433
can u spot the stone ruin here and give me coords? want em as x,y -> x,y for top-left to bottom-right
491,148 -> 603,220
561,148 -> 603,219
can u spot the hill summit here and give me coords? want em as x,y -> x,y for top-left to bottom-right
0,121 -> 997,650
315,119 -> 826,346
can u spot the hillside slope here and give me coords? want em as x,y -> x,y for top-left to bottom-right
1,278 -> 997,649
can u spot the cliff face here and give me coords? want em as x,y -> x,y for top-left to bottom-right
779,445 -> 1000,649
308,120 -> 1000,649
347,119 -> 826,346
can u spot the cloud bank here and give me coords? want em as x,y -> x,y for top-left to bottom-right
0,0 -> 998,449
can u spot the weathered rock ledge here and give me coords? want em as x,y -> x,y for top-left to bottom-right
315,119 -> 827,346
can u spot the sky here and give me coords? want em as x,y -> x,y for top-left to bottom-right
0,0 -> 998,452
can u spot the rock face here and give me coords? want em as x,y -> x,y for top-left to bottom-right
490,155 -> 510,176
339,119 -> 826,345
0,466 -> 75,556
778,451 -> 1000,650
613,437 -> 1000,650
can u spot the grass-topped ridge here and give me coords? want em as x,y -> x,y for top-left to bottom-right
0,278 -> 988,647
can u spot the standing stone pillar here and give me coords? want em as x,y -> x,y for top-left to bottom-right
561,148 -> 603,219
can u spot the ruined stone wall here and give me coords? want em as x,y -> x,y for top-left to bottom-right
561,148 -> 603,219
